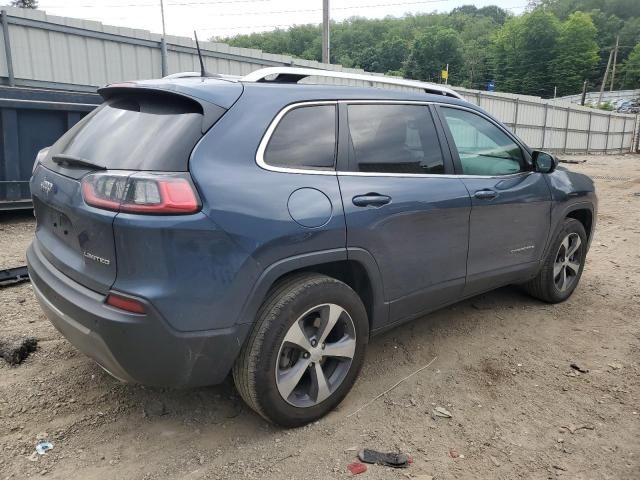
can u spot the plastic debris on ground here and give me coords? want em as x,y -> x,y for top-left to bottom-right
35,441 -> 54,455
570,363 -> 589,373
347,462 -> 367,475
433,406 -> 452,418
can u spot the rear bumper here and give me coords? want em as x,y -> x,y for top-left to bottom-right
27,240 -> 250,388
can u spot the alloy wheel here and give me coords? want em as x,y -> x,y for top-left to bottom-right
275,303 -> 356,408
554,232 -> 582,292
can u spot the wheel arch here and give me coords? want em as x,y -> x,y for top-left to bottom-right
566,208 -> 593,242
544,201 -> 595,260
238,248 -> 387,333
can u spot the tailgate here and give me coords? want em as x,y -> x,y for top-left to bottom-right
29,84 -> 238,294
32,165 -> 118,294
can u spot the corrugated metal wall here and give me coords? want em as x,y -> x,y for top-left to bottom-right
455,88 -> 637,153
0,5 -> 637,154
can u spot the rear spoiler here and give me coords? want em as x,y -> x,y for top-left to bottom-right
97,84 -> 225,134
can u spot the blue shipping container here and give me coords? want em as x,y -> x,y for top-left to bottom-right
0,86 -> 100,210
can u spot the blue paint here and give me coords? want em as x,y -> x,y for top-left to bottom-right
287,188 -> 333,228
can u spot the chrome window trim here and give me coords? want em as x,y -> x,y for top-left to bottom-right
256,101 -> 338,176
255,100 -> 532,180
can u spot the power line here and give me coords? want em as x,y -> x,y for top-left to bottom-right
42,0 -> 525,11
41,0 -> 273,8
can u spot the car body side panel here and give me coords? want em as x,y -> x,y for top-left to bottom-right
189,87 -> 348,326
544,168 -> 597,252
338,174 -> 471,327
461,173 -> 553,295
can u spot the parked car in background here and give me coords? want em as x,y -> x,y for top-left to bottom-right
27,68 -> 597,427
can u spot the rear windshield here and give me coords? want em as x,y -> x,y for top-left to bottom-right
49,92 -> 222,171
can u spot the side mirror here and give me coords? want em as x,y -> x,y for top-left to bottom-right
531,150 -> 558,174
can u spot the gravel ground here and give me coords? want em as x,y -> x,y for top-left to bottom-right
0,154 -> 639,480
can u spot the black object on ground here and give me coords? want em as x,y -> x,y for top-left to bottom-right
0,266 -> 30,288
0,337 -> 38,365
570,363 -> 589,373
358,448 -> 410,468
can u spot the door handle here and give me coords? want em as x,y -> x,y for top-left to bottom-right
474,189 -> 498,200
352,193 -> 391,207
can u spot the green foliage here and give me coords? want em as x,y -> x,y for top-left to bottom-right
221,0 -> 640,97
620,43 -> 640,88
552,12 -> 600,96
404,27 -> 463,83
10,0 -> 38,7
493,11 -> 561,96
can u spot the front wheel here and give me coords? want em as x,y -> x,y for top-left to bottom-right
233,273 -> 368,427
523,218 -> 588,303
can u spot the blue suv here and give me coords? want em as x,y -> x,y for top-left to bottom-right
27,68 -> 597,427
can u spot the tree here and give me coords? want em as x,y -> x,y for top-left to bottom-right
620,43 -> 640,88
492,10 -> 561,96
552,12 -> 599,96
10,0 -> 38,7
222,3 -> 638,95
404,27 -> 463,83
458,16 -> 497,88
477,6 -> 509,24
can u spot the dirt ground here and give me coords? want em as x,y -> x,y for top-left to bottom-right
0,154 -> 638,480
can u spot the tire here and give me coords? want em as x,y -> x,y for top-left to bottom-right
523,218 -> 588,303
233,273 -> 369,427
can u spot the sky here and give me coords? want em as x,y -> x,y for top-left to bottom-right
31,0 -> 529,40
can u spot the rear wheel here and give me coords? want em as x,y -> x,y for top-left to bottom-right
233,273 -> 368,427
523,218 -> 587,303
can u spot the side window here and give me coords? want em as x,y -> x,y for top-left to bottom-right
264,105 -> 336,169
441,107 -> 524,176
346,104 -> 445,174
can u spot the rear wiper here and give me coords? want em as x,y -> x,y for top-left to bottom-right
52,154 -> 106,170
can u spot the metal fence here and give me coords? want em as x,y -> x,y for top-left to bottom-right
0,5 -> 638,155
455,88 -> 637,154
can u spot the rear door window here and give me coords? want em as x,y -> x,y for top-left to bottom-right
345,104 -> 446,174
46,92 -> 221,171
264,105 -> 337,170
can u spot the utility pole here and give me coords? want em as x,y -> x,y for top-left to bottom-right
597,49 -> 613,106
322,0 -> 330,64
580,79 -> 587,106
610,35 -> 619,92
160,0 -> 168,77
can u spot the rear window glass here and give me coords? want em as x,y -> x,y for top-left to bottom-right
50,92 -> 220,171
264,105 -> 336,170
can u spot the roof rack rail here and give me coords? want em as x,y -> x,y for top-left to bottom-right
162,71 -> 242,81
241,67 -> 462,99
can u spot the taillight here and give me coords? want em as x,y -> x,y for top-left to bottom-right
33,146 -> 50,174
81,171 -> 200,214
